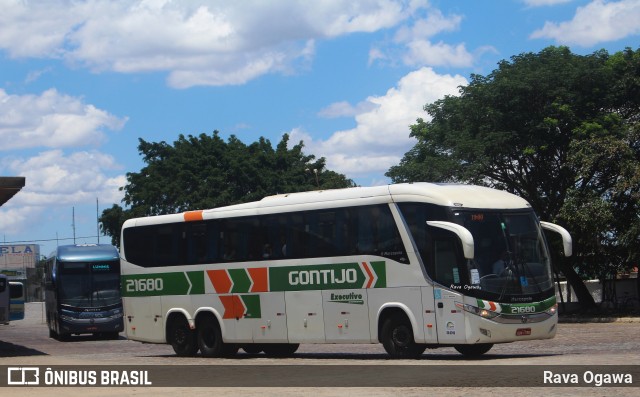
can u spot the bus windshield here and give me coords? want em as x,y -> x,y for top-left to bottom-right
399,203 -> 554,302
57,261 -> 121,308
451,210 -> 554,300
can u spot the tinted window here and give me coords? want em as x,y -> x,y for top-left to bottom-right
123,204 -> 408,267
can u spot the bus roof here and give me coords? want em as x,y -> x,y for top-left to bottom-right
123,183 -> 532,228
52,244 -> 119,262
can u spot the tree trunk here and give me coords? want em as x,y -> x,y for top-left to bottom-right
558,257 -> 597,311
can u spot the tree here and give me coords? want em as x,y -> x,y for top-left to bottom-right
387,46 -> 640,310
99,204 -> 127,248
100,132 -> 355,245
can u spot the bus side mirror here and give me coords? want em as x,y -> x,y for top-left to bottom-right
427,221 -> 475,259
540,221 -> 572,257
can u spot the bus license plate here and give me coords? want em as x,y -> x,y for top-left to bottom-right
516,328 -> 531,336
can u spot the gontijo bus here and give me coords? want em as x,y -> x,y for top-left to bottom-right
120,183 -> 572,358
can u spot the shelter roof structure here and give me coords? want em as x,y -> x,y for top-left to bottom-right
0,176 -> 26,207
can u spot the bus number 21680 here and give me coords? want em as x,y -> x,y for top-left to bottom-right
126,278 -> 163,292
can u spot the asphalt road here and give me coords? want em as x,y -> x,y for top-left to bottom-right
1,302 -> 639,396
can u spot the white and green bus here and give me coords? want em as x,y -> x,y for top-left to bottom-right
120,183 -> 572,358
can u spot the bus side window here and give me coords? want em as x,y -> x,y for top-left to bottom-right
156,225 -> 180,266
356,207 -> 376,255
186,222 -> 207,265
289,213 -> 306,259
206,221 -> 220,263
434,239 -> 458,285
353,205 -> 408,262
123,226 -> 155,267
261,214 -> 289,259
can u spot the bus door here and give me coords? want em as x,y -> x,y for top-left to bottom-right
431,237 -> 466,343
420,286 -> 438,343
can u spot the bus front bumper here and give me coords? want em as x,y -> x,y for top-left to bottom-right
59,316 -> 124,335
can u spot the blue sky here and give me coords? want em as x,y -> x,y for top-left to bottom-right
1,0 -> 639,257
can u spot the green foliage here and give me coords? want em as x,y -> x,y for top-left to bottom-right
99,204 -> 127,248
387,46 -> 640,292
100,132 -> 354,246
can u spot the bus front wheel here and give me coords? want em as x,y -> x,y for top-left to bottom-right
381,313 -> 426,359
167,315 -> 199,357
197,316 -> 238,358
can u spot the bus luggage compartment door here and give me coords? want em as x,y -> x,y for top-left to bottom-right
124,296 -> 164,343
323,289 -> 370,342
285,290 -> 325,343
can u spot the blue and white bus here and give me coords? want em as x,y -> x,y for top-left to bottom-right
44,244 -> 124,340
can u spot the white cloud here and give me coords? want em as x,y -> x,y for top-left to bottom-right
0,149 -> 126,235
291,67 -> 467,179
318,100 -> 379,118
0,0 -> 424,88
393,8 -> 462,42
530,0 -> 640,46
370,7 -> 475,68
0,89 -> 127,150
0,206 -> 35,235
403,40 -> 474,67
4,150 -> 126,205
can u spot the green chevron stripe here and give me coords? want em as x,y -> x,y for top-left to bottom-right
241,295 -> 261,318
229,268 -> 251,293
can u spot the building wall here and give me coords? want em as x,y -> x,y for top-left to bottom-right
0,244 -> 40,279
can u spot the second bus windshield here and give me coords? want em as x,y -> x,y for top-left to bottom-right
57,261 -> 120,308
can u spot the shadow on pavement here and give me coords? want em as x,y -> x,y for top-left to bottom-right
0,340 -> 48,357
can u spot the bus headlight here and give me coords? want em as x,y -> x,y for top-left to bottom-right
109,308 -> 124,319
455,302 -> 500,319
545,303 -> 558,316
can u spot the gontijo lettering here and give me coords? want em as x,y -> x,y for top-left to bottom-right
289,268 -> 357,286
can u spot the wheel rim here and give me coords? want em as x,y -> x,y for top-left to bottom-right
174,324 -> 188,346
392,325 -> 411,348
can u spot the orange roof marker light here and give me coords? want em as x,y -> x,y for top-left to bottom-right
183,210 -> 204,222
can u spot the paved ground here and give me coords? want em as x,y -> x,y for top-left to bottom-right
1,303 -> 638,396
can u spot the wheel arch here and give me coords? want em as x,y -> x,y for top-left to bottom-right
164,309 -> 193,343
376,303 -> 420,343
193,307 -> 227,339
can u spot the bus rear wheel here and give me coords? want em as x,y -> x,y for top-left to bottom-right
197,316 -> 238,358
167,315 -> 199,357
381,313 -> 426,359
454,343 -> 493,357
